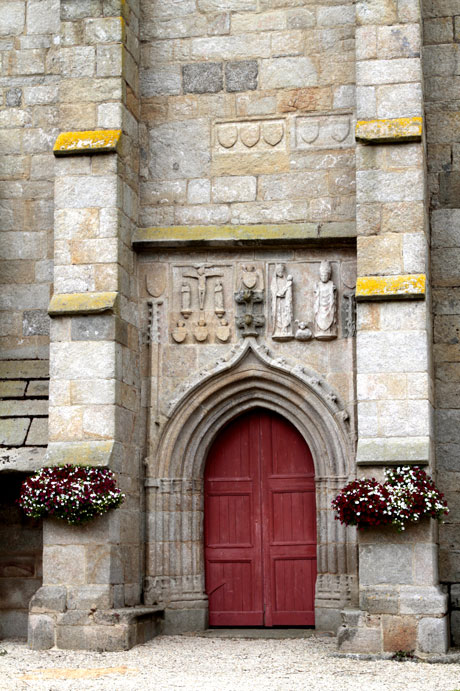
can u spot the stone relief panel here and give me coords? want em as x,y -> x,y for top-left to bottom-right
170,263 -> 234,344
234,263 -> 265,338
214,119 -> 287,154
293,114 -> 354,150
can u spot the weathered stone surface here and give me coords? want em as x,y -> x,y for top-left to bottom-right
417,617 -> 449,654
0,417 -> 30,446
71,315 -> 116,341
23,310 -> 50,336
382,615 -> 417,652
356,436 -> 430,464
28,614 -> 55,650
356,117 -> 423,143
400,586 -> 447,615
149,120 -> 210,180
360,544 -> 413,586
30,586 -> 67,614
225,60 -> 258,92
26,417 -> 48,446
183,63 -> 223,94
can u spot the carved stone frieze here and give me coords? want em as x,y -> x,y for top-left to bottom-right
214,119 -> 286,154
294,114 -> 354,150
271,263 -> 294,341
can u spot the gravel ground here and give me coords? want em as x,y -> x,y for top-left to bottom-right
2,634 -> 460,691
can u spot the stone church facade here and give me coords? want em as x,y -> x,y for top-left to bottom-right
0,0 -> 459,654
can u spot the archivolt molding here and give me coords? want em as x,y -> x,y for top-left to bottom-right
153,338 -> 354,482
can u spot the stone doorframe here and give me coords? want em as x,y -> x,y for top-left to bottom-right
144,339 -> 357,633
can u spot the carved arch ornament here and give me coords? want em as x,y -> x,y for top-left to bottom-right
144,339 -> 357,624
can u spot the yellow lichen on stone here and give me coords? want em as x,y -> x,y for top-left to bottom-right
45,441 -> 116,468
355,117 -> 423,143
53,130 -> 121,156
48,292 -> 118,315
356,274 -> 426,300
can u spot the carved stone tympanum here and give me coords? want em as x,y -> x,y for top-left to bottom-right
314,260 -> 337,340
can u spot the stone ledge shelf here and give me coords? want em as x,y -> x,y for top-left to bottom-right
53,130 -> 121,156
355,117 -> 423,143
356,436 -> 430,466
356,274 -> 426,301
133,222 -> 356,249
45,441 -> 120,468
48,292 -> 118,316
0,447 -> 46,473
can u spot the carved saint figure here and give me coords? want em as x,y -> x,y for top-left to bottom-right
271,264 -> 293,341
183,265 -> 223,312
180,283 -> 192,318
314,260 -> 337,340
214,279 -> 225,317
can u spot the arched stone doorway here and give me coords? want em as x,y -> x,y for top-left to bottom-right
144,339 -> 357,633
204,408 -> 317,627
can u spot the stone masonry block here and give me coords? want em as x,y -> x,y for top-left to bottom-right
141,65 -> 181,97
400,586 -> 448,615
382,615 -> 417,652
6,88 -> 22,107
260,57 -> 318,89
183,63 -> 223,94
23,310 -> 50,336
1,1 -> 25,36
225,60 -> 258,92
360,544 -> 413,586
30,586 -> 67,613
451,610 -> 460,646
439,173 -> 460,209
0,418 -> 30,446
149,120 -> 210,180
71,315 -> 116,341
417,617 -> 449,654
43,545 -> 86,585
28,614 -> 55,650
26,418 -> 48,446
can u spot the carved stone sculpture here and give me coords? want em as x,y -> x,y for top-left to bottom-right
271,264 -> 294,341
314,260 -> 337,340
295,320 -> 312,341
172,320 -> 187,343
180,283 -> 192,319
214,279 -> 225,318
234,265 -> 265,338
183,265 -> 223,312
342,293 -> 356,338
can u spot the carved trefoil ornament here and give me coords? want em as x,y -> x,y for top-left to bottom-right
234,264 -> 265,338
271,263 -> 294,341
314,260 -> 337,340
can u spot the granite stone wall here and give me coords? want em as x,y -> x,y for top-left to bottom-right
422,0 -> 460,645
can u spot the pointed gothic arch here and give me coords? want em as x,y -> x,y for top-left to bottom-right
144,340 -> 357,633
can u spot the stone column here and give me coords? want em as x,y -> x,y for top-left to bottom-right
339,0 -> 448,654
27,0 -> 155,651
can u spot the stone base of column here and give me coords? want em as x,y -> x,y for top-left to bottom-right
163,599 -> 208,634
338,586 -> 449,654
28,601 -> 164,651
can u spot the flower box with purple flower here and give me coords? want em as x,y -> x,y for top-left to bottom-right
332,466 -> 448,531
18,464 -> 125,526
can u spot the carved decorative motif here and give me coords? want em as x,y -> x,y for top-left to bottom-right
295,320 -> 312,341
182,265 -> 224,313
342,293 -> 356,338
234,264 -> 265,338
214,119 -> 286,154
146,264 -> 167,298
271,263 -> 294,341
295,114 -> 353,150
172,320 -> 187,343
314,260 -> 337,340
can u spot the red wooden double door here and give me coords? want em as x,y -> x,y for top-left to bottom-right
204,409 -> 317,627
